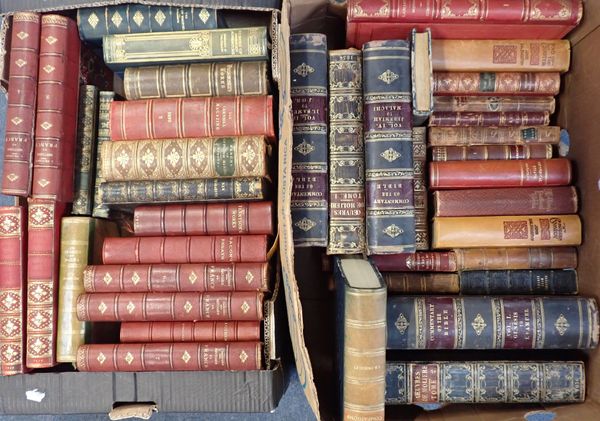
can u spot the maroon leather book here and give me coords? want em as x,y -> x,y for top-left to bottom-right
109,96 -> 275,141
133,202 -> 274,236
429,159 -> 572,190
434,187 -> 578,217
120,321 -> 261,343
2,13 -> 41,196
26,199 -> 68,368
76,291 -> 263,322
0,206 -> 27,375
433,72 -> 561,96
77,342 -> 262,371
429,111 -> 550,127
83,262 -> 270,293
371,252 -> 457,272
431,145 -> 553,161
32,15 -> 80,202
102,235 -> 269,264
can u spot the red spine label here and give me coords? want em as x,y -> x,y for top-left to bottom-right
411,364 -> 440,403
424,297 -> 456,349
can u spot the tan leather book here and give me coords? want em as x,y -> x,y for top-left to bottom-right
428,126 -> 561,146
454,247 -> 578,271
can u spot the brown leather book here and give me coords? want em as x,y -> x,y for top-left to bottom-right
433,72 -> 561,96
453,247 -> 578,270
433,187 -> 578,217
433,96 -> 556,113
431,145 -> 553,161
76,342 -> 262,371
429,111 -> 550,127
371,252 -> 457,272
413,127 -> 428,250
428,126 -> 561,146
119,321 -> 261,343
384,272 -> 460,294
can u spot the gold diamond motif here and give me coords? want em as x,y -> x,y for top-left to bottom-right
2,294 -> 17,308
98,301 -> 108,314
97,352 -> 106,365
395,313 -> 409,334
37,179 -> 50,188
4,320 -> 17,335
245,271 -> 254,284
31,338 -> 44,353
124,352 -> 134,365
380,148 -> 400,162
295,217 -> 316,232
239,350 -> 248,363
555,314 -> 570,336
0,216 -> 16,232
45,36 -> 57,45
383,224 -> 403,238
166,149 -> 181,167
131,272 -> 140,285
126,301 -> 136,314
32,312 -> 45,328
32,286 -> 45,301
188,271 -> 198,284
6,173 -> 19,182
241,145 -> 256,164
103,273 -> 112,285
11,117 -> 23,126
133,10 -> 144,26
294,140 -> 315,156
16,31 -> 28,40
111,11 -> 123,28
141,150 -> 155,167
15,59 -> 26,68
378,69 -> 399,84
191,149 -> 206,165
181,350 -> 191,363
184,301 -> 193,313
241,301 -> 250,314
199,8 -> 210,23
43,64 -> 55,74
87,12 -> 100,29
2,345 -> 17,361
293,62 -> 315,78
117,150 -> 130,167
154,10 -> 166,26
471,313 -> 487,336
40,121 -> 52,130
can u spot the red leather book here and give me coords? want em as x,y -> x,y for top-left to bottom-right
370,252 -> 457,272
0,206 -> 27,375
102,235 -> 269,264
83,263 -> 270,293
431,145 -> 553,161
109,96 -> 275,141
429,112 -> 550,127
433,72 -> 560,96
428,126 -> 561,146
77,342 -> 262,371
434,187 -> 578,217
133,202 -> 274,236
26,199 -> 68,368
76,291 -> 263,322
120,321 -> 261,343
429,159 -> 571,190
1,13 -> 41,196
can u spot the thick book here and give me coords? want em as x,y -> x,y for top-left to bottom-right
109,96 -> 275,141
459,269 -> 578,295
83,262 -> 270,293
429,159 -> 572,189
103,27 -> 269,71
371,252 -> 457,272
433,72 -> 561,96
328,48 -> 365,254
454,247 -> 578,271
290,33 -> 329,247
384,272 -> 460,294
124,61 -> 269,100
120,321 -> 261,343
431,144 -> 553,161
77,5 -> 218,44
411,30 -> 432,125
2,12 -> 41,196
428,126 -> 561,146
77,342 -> 262,372
429,111 -> 550,127
413,127 -> 428,250
363,39 -> 415,254
92,91 -> 116,218
0,206 -> 27,375
102,234 -> 269,264
433,96 -> 557,113
387,296 -> 599,349
32,15 -> 81,202
433,215 -> 582,248
433,186 -> 578,217
386,361 -> 585,404
335,256 -> 386,421
76,291 -> 263,322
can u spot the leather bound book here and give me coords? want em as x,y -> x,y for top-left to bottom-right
429,159 -> 572,189
109,96 -> 274,141
433,96 -> 557,113
124,62 -> 269,100
92,91 -> 116,218
2,12 -> 41,196
432,215 -> 582,249
428,126 -> 561,146
120,321 -> 261,343
83,262 -> 270,293
433,186 -> 578,217
0,206 -> 27,375
384,273 -> 460,294
459,270 -> 578,295
77,342 -> 262,372
387,296 -> 599,350
370,252 -> 457,272
26,199 -> 68,368
431,144 -> 553,161
433,72 -> 561,96
328,49 -> 365,254
429,111 -> 550,127
386,361 -> 585,404
102,235 -> 269,264
454,247 -> 578,270
76,291 -> 263,322
413,127 -> 428,250
363,39 -> 415,255
290,34 -> 329,247
133,202 -> 274,236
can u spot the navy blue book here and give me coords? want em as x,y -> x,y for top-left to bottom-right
459,269 -> 578,295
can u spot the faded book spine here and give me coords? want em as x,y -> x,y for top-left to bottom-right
384,272 -> 460,294
328,49 -> 365,254
429,111 -> 550,127
387,296 -> 598,349
119,321 -> 261,343
431,144 -> 553,161
92,91 -> 115,218
371,252 -> 457,272
459,270 -> 578,295
433,72 -> 561,96
428,126 -> 561,146
433,96 -> 556,113
413,127 -> 428,250
454,247 -> 578,270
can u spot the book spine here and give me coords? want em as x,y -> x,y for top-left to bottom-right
433,72 -> 561,96
103,27 -> 269,70
83,262 -> 270,293
120,321 -> 261,343
102,235 -> 269,264
429,111 -> 550,127
433,96 -> 556,113
1,12 -> 41,196
454,247 -> 578,270
77,342 -> 261,372
432,40 -> 571,72
328,49 -> 365,254
459,270 -> 578,295
363,39 -> 415,254
92,91 -> 115,218
371,252 -> 457,272
100,178 -> 267,204
32,15 -> 80,202
387,296 -> 598,349
0,206 -> 27,375
431,144 -> 553,161
124,61 -> 269,100
76,292 -> 263,322
434,186 -> 578,217
109,96 -> 274,141
290,34 -> 329,247
428,126 -> 561,146
72,85 -> 99,215
133,202 -> 274,236
385,361 -> 585,404
432,215 -> 582,248
384,273 -> 460,294
429,159 -> 572,189
413,127 -> 428,250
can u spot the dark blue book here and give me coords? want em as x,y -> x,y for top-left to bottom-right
459,269 -> 578,295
